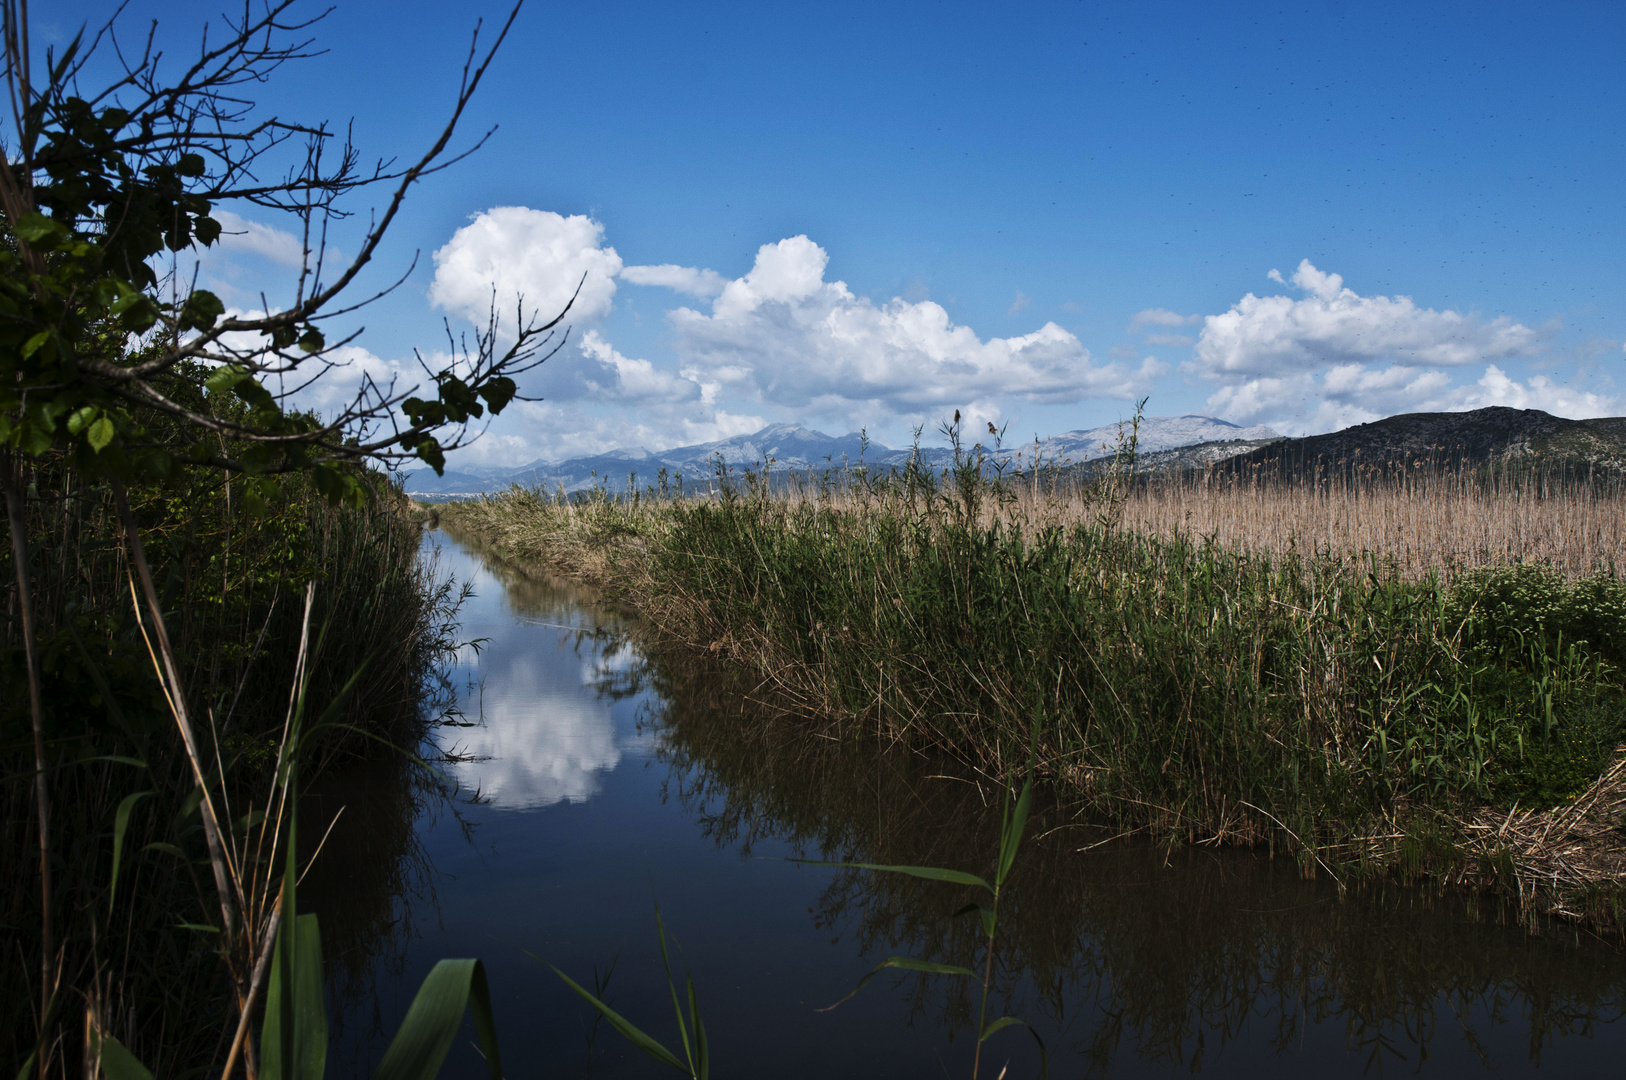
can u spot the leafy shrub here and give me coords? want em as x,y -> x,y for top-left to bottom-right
1494,698 -> 1626,808
1448,563 -> 1626,666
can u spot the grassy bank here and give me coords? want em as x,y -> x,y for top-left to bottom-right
436,460 -> 1626,924
2,460 -> 459,1074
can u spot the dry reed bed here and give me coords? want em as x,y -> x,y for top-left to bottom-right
753,465 -> 1626,580
1113,470 -> 1626,579
1448,750 -> 1626,923
434,470 -> 1626,927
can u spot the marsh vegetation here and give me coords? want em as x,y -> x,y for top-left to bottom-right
436,440 -> 1626,924
298,530 -> 1626,1078
0,463 -> 460,1074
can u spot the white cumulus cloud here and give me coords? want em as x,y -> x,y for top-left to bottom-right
1194,259 -> 1542,379
1189,261 -> 1563,431
573,330 -> 705,405
430,207 -> 624,329
665,235 -> 1162,424
1458,365 -> 1624,416
503,400 -> 768,463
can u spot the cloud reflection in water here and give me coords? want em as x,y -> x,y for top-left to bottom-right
442,569 -> 640,809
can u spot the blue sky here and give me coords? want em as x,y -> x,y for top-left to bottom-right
45,0 -> 1626,465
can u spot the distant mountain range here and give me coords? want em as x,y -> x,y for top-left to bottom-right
401,415 -> 1282,498
403,406 -> 1626,499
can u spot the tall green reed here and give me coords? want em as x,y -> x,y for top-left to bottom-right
642,481 -> 1622,851
83,588 -> 501,1080
2,461 -> 459,1075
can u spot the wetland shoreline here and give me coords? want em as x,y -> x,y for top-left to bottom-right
428,464 -> 1626,930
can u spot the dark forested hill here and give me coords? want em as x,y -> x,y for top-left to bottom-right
1214,407 -> 1626,476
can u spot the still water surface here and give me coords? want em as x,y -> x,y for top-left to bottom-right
303,531 -> 1626,1077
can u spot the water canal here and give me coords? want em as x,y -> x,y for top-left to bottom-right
301,530 -> 1626,1077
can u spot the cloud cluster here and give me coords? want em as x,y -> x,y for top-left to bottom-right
424,213 -> 1161,457
1186,260 -> 1595,431
1195,260 -> 1542,379
422,212 -> 1612,461
665,235 -> 1162,430
619,263 -> 727,298
448,650 -> 621,810
1129,308 -> 1202,330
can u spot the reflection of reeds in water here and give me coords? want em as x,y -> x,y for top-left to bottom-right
298,755 -> 442,1023
638,653 -> 1626,1075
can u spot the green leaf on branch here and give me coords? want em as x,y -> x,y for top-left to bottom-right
436,374 -> 482,422
180,289 -> 224,331
21,330 -> 54,360
412,438 -> 446,475
205,364 -> 251,394
14,211 -> 68,248
297,327 -> 324,353
193,214 -> 221,246
311,465 -> 365,508
110,286 -> 159,332
401,397 -> 446,428
67,406 -> 97,435
87,416 -> 115,452
479,376 -> 517,414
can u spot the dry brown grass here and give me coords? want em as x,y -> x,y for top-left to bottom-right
658,459 -> 1626,579
1450,750 -> 1626,924
1106,468 -> 1626,579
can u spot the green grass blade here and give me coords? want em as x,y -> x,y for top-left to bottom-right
687,972 -> 709,1080
979,1016 -> 1049,1078
792,858 -> 991,893
12,988 -> 61,1080
465,961 -> 504,1080
818,956 -> 976,1012
553,966 -> 690,1074
997,777 -> 1033,886
88,1030 -> 155,1080
108,789 -> 152,913
952,902 -> 998,938
78,755 -> 149,769
376,958 -> 503,1080
655,904 -> 696,1071
980,1016 -> 1025,1040
260,913 -> 327,1080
